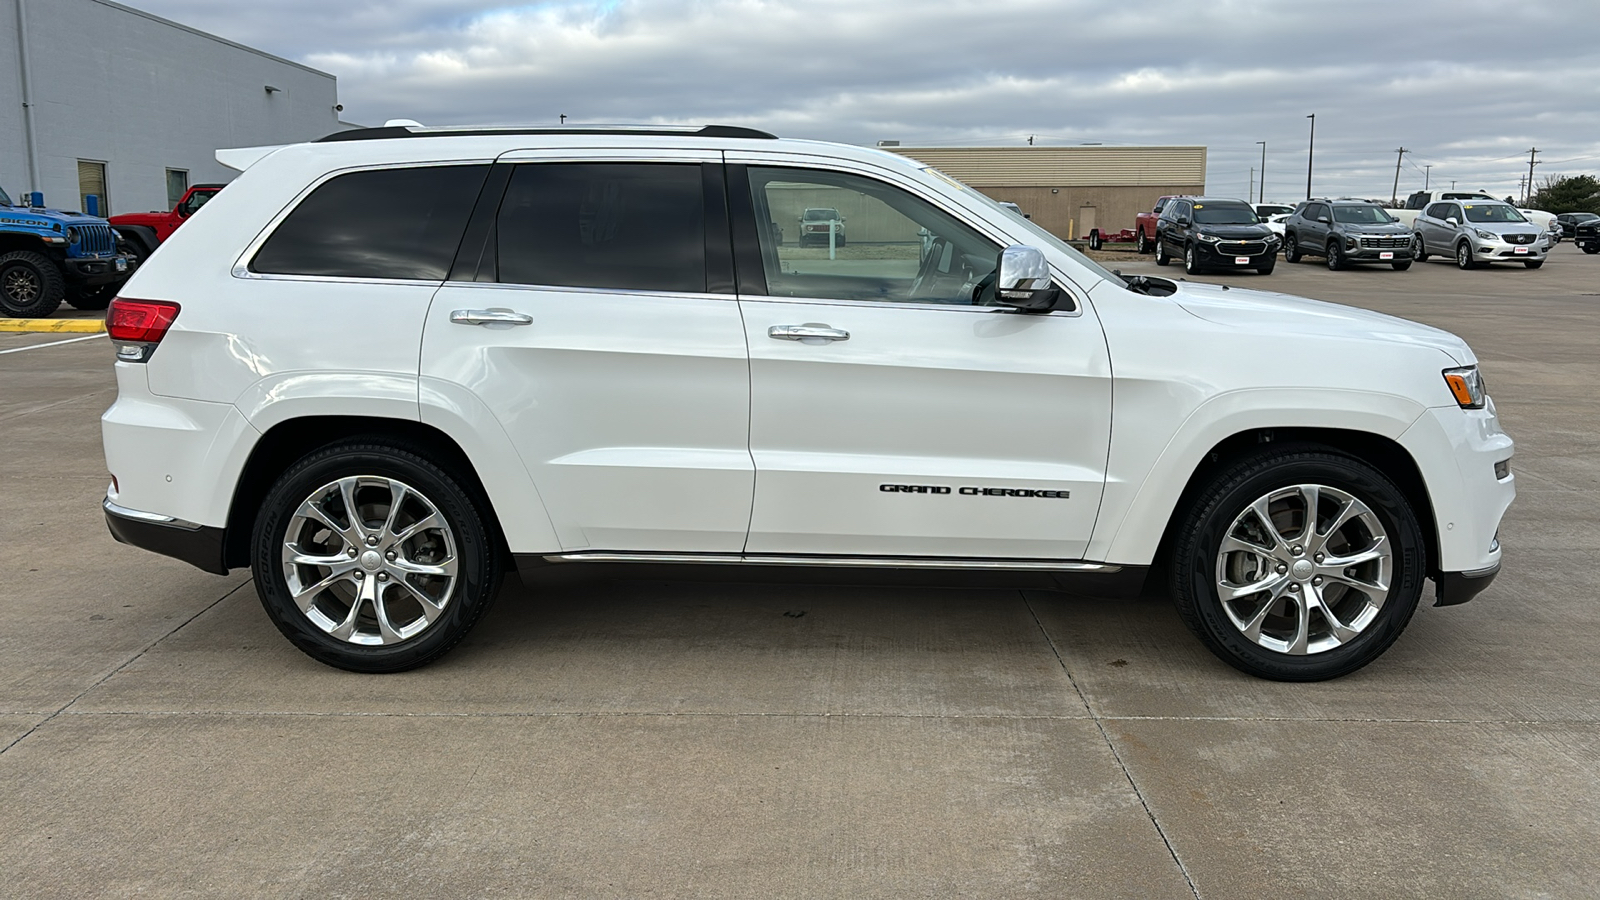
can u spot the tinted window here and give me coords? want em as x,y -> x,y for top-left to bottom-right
746,166 -> 999,306
1332,205 -> 1394,225
252,165 -> 487,279
497,163 -> 704,293
1462,203 -> 1526,224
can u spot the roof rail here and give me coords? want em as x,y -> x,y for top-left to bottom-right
316,123 -> 778,143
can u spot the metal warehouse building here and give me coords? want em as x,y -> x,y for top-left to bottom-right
2,0 -> 347,216
888,146 -> 1207,240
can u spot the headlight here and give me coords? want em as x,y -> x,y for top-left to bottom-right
1443,366 -> 1487,409
1197,233 -> 1221,243
66,227 -> 79,244
1266,234 -> 1282,245
1474,228 -> 1498,241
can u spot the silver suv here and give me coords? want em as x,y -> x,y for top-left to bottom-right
1283,199 -> 1414,271
1413,199 -> 1547,269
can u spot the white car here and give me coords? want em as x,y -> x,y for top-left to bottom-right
1254,203 -> 1297,238
101,122 -> 1515,681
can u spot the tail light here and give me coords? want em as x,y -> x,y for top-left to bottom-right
107,298 -> 180,362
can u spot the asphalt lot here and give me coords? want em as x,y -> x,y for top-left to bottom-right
2,244 -> 1597,898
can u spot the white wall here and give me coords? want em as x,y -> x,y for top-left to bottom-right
1,0 -> 345,215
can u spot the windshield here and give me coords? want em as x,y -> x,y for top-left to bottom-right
803,209 -> 838,221
1463,204 -> 1527,224
0,186 -> 12,207
1192,203 -> 1258,225
942,171 -> 1121,284
1332,205 -> 1396,225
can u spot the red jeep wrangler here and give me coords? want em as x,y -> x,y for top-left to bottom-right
109,184 -> 223,259
1135,195 -> 1190,254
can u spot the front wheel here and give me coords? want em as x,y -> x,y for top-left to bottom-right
1457,241 -> 1478,270
1582,244 -> 1600,255
1326,241 -> 1346,271
1184,243 -> 1204,275
1391,261 -> 1412,271
0,250 -> 66,317
1413,234 -> 1428,263
1284,234 -> 1302,263
66,281 -> 118,311
1256,260 -> 1276,275
1524,260 -> 1543,269
251,440 -> 503,673
1168,448 -> 1426,680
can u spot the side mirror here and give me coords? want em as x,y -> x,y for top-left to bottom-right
994,246 -> 1061,312
1317,215 -> 1330,224
1446,217 -> 1459,226
1176,216 -> 1191,226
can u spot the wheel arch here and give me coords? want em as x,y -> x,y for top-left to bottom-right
222,416 -> 513,570
1149,427 -> 1439,579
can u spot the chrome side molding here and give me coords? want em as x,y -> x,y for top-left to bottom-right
542,551 -> 1121,573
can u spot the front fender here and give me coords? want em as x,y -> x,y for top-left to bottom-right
1089,387 -> 1428,566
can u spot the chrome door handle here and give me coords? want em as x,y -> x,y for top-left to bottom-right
450,308 -> 533,326
768,323 -> 849,342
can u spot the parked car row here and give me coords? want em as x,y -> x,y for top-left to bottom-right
0,184 -> 137,316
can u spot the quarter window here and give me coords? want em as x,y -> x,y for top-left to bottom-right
745,166 -> 1000,305
251,165 -> 488,280
496,163 -> 705,293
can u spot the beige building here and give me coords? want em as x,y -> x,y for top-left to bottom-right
887,145 -> 1207,240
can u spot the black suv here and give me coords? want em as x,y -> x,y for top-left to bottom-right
1555,212 -> 1599,239
1153,197 -> 1279,275
1575,217 -> 1600,254
1284,199 -> 1414,271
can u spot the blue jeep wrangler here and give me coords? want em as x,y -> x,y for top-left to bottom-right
1,185 -> 138,317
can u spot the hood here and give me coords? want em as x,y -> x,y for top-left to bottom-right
1195,223 -> 1273,239
1168,281 -> 1473,365
0,206 -> 108,229
1343,221 -> 1411,236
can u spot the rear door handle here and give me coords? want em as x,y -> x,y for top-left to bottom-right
450,308 -> 533,326
768,323 -> 849,342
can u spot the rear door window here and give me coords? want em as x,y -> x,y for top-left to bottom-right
251,165 -> 489,280
496,162 -> 706,293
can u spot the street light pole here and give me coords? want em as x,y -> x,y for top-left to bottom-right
1423,164 -> 1431,191
1305,114 -> 1316,200
1256,141 -> 1267,203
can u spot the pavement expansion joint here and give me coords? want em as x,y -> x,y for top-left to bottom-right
1021,590 -> 1203,900
0,581 -> 250,756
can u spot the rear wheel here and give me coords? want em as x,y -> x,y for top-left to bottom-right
1154,235 -> 1171,266
0,250 -> 65,317
1137,229 -> 1151,253
1284,234 -> 1302,263
251,440 -> 503,673
1169,448 -> 1426,681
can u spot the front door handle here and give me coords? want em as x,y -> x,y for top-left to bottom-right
768,323 -> 849,342
450,308 -> 533,326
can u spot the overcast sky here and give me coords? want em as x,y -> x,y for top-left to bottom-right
130,0 -> 1600,204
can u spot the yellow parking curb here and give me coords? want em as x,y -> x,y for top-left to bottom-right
0,318 -> 106,333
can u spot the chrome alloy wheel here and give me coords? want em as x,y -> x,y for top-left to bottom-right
281,476 -> 459,645
1214,484 -> 1391,656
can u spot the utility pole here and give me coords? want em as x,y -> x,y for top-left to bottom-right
1391,147 -> 1408,205
1256,141 -> 1267,203
559,114 -> 567,124
1423,164 -> 1432,191
1525,147 -> 1540,205
1305,114 -> 1316,200
1249,167 -> 1255,203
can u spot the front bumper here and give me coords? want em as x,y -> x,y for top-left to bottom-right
104,497 -> 228,575
1470,236 -> 1546,262
62,254 -> 136,286
1342,239 -> 1414,263
1194,242 -> 1278,266
1434,563 -> 1500,607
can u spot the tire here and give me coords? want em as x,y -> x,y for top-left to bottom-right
251,440 -> 503,673
1524,260 -> 1543,269
1168,447 -> 1426,681
1284,234 -> 1302,263
1583,245 -> 1600,255
1184,242 -> 1204,275
1137,229 -> 1151,254
0,250 -> 66,318
66,282 -> 118,311
1256,261 -> 1275,275
1391,261 -> 1412,271
1456,241 -> 1477,270
1154,235 -> 1171,266
1413,234 -> 1428,263
1326,241 -> 1346,271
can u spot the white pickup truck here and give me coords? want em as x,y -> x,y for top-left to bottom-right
1391,190 -> 1559,239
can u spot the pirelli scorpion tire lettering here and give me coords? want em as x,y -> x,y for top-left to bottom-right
1168,447 -> 1426,681
251,440 -> 503,673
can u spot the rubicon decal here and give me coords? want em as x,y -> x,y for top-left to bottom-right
880,484 -> 1069,499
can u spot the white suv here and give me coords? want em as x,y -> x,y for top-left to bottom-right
101,123 -> 1515,680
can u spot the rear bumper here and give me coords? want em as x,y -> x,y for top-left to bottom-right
103,497 -> 228,575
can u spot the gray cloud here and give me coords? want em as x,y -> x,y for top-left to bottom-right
130,0 -> 1600,201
